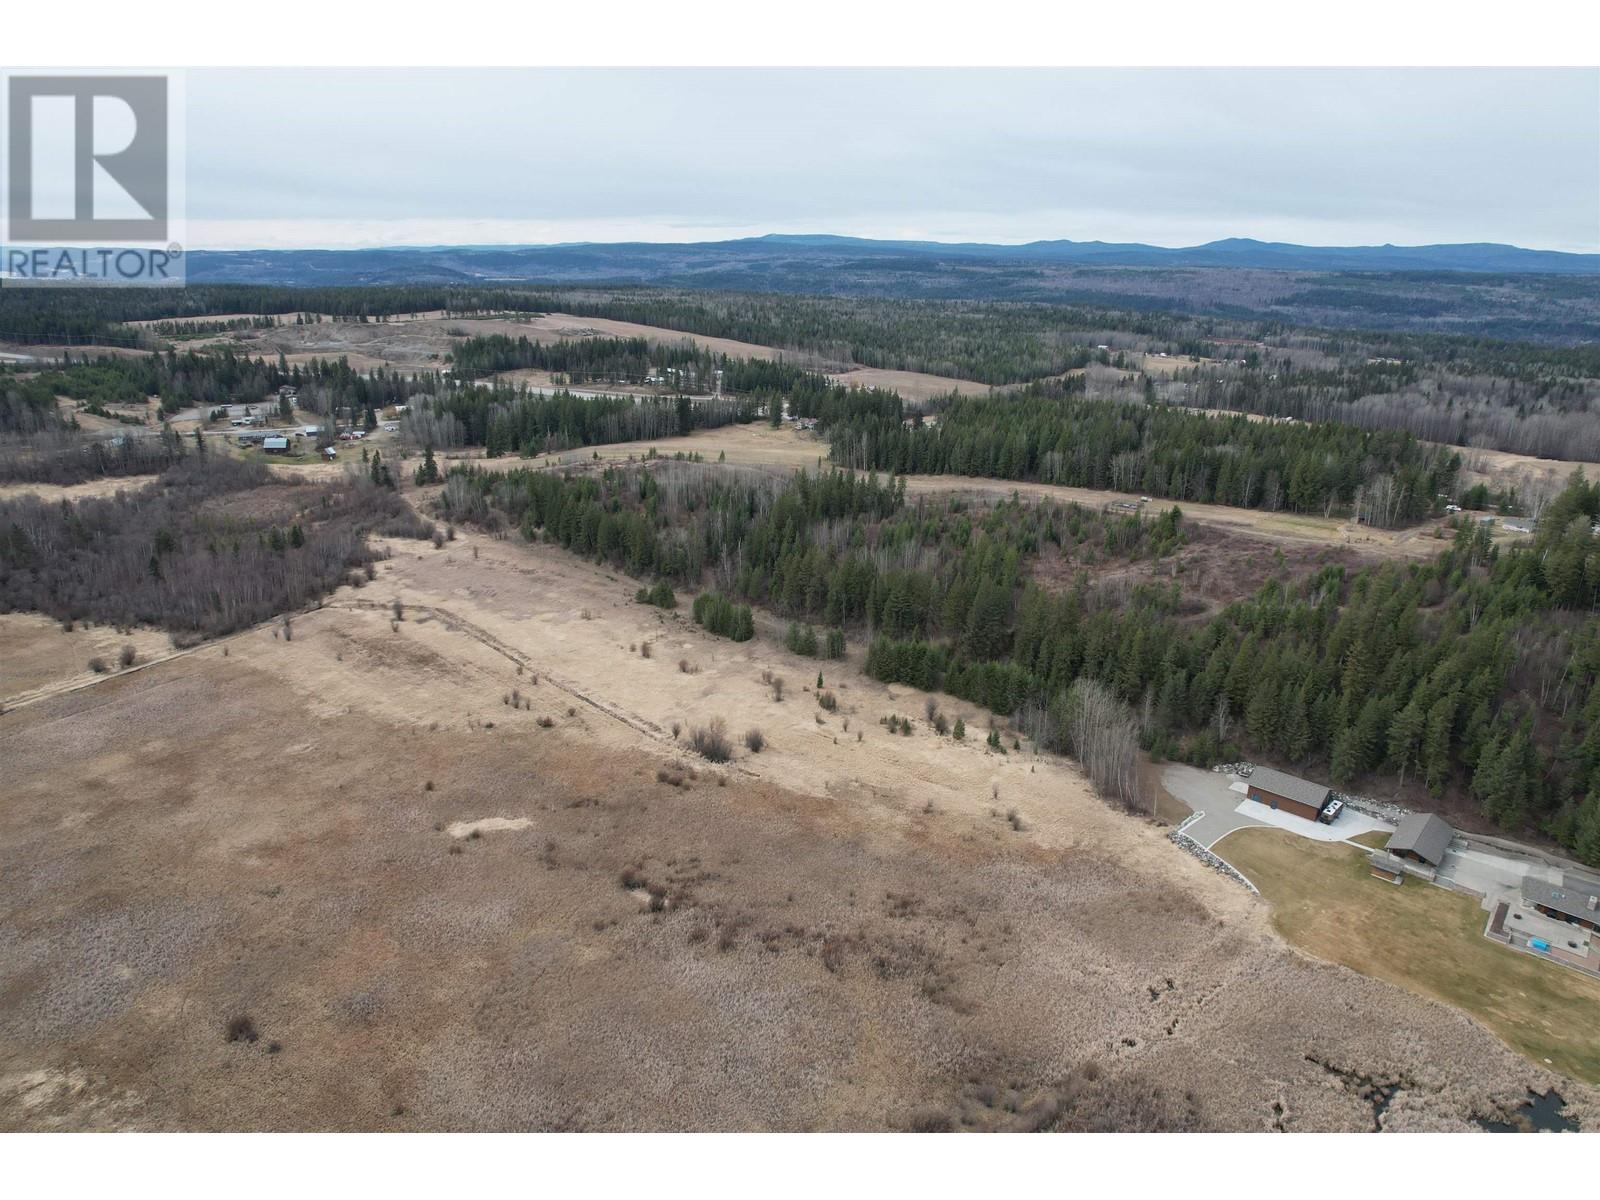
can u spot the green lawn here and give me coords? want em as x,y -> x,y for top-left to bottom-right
1348,830 -> 1391,850
1217,826 -> 1600,1084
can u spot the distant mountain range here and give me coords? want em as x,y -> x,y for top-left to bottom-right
186,233 -> 1599,287
177,234 -> 1600,343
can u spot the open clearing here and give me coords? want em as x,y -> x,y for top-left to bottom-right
1216,827 -> 1600,1086
184,311 -> 993,401
2,513 -> 1594,1131
0,474 -> 165,504
1456,446 -> 1599,497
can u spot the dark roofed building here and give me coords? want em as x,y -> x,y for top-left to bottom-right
1386,813 -> 1454,868
1245,767 -> 1333,822
1522,874 -> 1600,932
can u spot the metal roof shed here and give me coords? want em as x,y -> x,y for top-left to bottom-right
1386,813 -> 1454,867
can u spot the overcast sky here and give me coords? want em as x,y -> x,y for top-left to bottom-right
185,68 -> 1600,252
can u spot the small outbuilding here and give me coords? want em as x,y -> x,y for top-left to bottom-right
1385,813 -> 1454,868
1245,766 -> 1334,823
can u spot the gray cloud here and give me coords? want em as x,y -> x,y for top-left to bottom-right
185,67 -> 1600,250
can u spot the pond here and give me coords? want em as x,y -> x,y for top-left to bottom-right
1478,1090 -> 1579,1133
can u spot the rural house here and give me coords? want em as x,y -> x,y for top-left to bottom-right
1522,874 -> 1600,932
1245,766 -> 1335,822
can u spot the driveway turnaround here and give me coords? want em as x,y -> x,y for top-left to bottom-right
1162,764 -> 1267,848
1161,763 -> 1394,850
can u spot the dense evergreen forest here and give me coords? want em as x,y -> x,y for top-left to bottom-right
435,458 -> 1600,864
825,381 -> 1458,527
415,386 -> 758,455
2,349 -> 445,419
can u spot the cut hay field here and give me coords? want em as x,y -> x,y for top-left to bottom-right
1216,827 -> 1600,1086
2,511 -> 1593,1131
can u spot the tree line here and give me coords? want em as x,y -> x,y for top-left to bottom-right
825,381 -> 1458,527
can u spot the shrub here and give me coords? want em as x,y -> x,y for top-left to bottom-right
692,592 -> 754,641
690,717 -> 732,763
637,579 -> 676,609
953,717 -> 966,740
224,1014 -> 258,1044
785,623 -> 819,656
770,677 -> 785,702
907,1107 -> 956,1133
818,690 -> 838,712
118,644 -> 137,669
87,656 -> 108,674
744,728 -> 765,753
640,641 -> 652,659
537,715 -> 555,728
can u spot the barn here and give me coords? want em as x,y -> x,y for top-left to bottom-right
1385,813 -> 1454,868
1246,766 -> 1333,822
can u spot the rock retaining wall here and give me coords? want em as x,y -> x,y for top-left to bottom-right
1169,826 -> 1260,895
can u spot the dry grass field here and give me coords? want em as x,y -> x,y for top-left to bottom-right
184,311 -> 998,400
2,512 -> 1593,1131
1456,446 -> 1598,498
0,613 -> 174,710
0,474 -> 165,504
1217,828 -> 1600,1086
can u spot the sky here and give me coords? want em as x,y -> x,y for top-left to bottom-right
184,67 -> 1600,253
